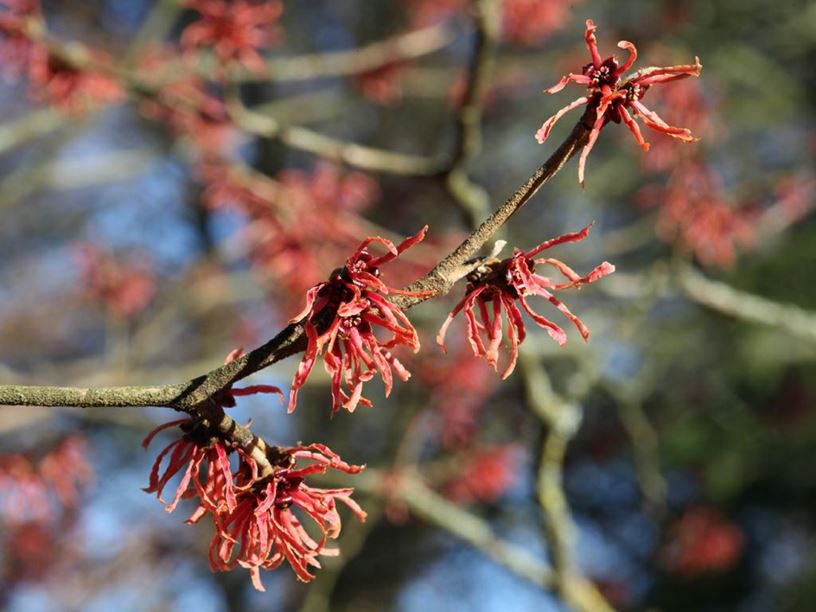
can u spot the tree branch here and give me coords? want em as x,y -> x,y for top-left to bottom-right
677,265 -> 816,343
0,113 -> 590,412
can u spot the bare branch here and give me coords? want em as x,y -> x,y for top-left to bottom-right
677,265 -> 816,343
247,24 -> 453,82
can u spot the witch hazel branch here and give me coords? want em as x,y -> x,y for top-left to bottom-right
0,8 -> 702,591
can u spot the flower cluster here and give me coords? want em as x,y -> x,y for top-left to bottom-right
501,0 -> 581,46
438,224 -> 614,378
0,0 -> 39,80
200,162 -> 380,300
137,56 -> 238,155
640,162 -> 757,268
415,339 -> 497,448
0,435 -> 92,524
28,50 -> 122,113
0,1 -> 122,112
288,228 -> 431,414
181,0 -> 283,75
207,443 -> 365,588
143,418 -> 365,590
74,244 -> 156,320
441,445 -> 520,504
536,19 -> 702,185
353,60 -> 408,105
661,506 -> 744,577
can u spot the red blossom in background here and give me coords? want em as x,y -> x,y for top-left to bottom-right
28,49 -> 122,113
402,0 -> 466,27
37,435 -> 93,509
0,1 -> 121,112
640,162 -> 757,268
74,244 -> 156,320
354,60 -> 408,105
200,161 -> 379,299
537,19 -> 702,185
208,443 -> 365,589
441,445 -> 520,504
438,224 -> 614,378
501,0 -> 580,46
662,506 -> 744,577
0,454 -> 50,522
288,227 -> 431,415
0,435 -> 93,524
415,340 -> 496,448
639,70 -> 720,173
0,0 -> 40,80
182,0 -> 283,75
137,51 -> 239,155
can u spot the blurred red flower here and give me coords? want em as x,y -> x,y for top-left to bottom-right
182,0 -> 283,75
501,0 -> 580,46
75,244 -> 156,320
442,445 -> 520,504
640,162 -> 757,268
662,506 -> 744,577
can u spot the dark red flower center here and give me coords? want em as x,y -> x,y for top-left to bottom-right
274,475 -> 304,509
584,58 -> 618,88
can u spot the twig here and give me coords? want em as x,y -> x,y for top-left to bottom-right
226,98 -> 443,176
0,108 -> 66,155
245,24 -> 453,82
442,0 -> 500,229
677,264 -> 816,343
367,470 -> 556,588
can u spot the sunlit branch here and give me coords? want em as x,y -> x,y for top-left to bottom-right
677,265 -> 816,343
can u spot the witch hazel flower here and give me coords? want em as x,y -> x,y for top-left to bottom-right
0,0 -> 40,80
142,417 -> 249,515
208,443 -> 366,589
536,19 -> 702,185
181,0 -> 283,76
437,224 -> 614,378
143,350 -> 282,515
288,227 -> 432,415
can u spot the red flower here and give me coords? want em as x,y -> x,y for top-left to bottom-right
182,0 -> 283,75
142,417 -> 254,516
0,0 -> 39,80
442,445 -> 520,504
144,418 -> 366,589
437,224 -> 614,378
0,435 -> 93,524
640,162 -> 757,268
536,19 -> 702,185
75,244 -> 156,320
662,506 -> 744,577
416,339 -> 496,448
288,228 -> 431,415
37,435 -> 93,509
501,0 -> 580,46
143,354 -> 281,515
208,443 -> 366,589
28,49 -> 122,113
354,60 -> 408,105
